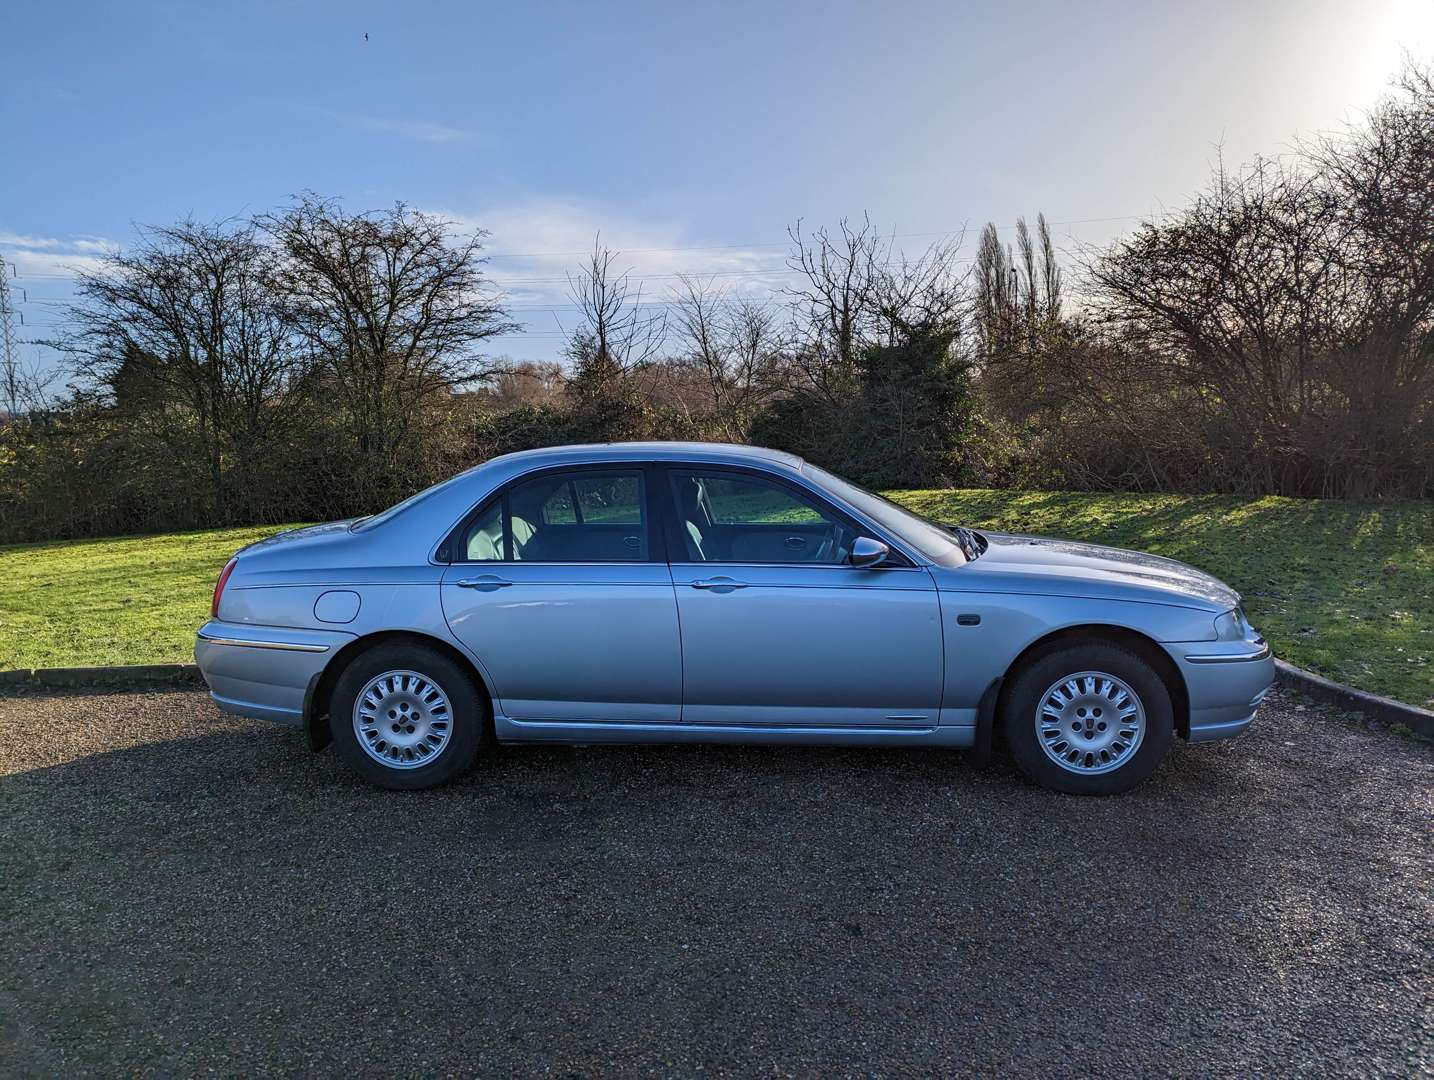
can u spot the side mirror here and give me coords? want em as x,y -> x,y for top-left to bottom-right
848,536 -> 889,568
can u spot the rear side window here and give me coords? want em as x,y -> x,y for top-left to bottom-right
539,485 -> 576,525
457,470 -> 649,563
575,475 -> 642,524
463,500 -> 505,561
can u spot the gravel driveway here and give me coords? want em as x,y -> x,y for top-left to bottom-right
1,685 -> 1430,1077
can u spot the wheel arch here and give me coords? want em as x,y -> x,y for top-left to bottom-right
997,624 -> 1190,739
304,629 -> 494,751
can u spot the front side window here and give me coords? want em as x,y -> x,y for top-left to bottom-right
669,471 -> 853,564
458,470 -> 648,563
803,463 -> 968,563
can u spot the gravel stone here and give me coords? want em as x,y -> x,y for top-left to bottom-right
1,686 -> 1430,1076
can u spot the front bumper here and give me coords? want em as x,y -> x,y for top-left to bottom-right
1164,638 -> 1275,743
195,620 -> 355,726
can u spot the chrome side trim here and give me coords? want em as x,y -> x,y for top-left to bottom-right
197,631 -> 330,654
504,717 -> 940,737
1184,643 -> 1271,664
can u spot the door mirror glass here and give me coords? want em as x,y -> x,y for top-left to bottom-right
848,537 -> 889,568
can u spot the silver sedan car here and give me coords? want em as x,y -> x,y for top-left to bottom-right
195,442 -> 1273,794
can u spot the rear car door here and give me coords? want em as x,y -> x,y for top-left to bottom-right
440,465 -> 682,723
662,466 -> 944,728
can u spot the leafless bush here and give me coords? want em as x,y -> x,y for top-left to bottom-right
668,276 -> 784,440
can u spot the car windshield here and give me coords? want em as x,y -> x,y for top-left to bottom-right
803,463 -> 979,562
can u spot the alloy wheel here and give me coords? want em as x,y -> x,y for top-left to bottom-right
1034,670 -> 1147,775
352,669 -> 454,770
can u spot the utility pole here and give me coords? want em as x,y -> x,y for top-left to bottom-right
0,259 -> 19,418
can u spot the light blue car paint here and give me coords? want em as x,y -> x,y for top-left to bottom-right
195,442 -> 1273,754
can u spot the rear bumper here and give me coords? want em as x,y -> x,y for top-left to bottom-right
194,621 -> 354,727
1165,640 -> 1275,743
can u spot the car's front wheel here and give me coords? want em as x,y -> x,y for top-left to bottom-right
1001,641 -> 1174,795
330,642 -> 487,790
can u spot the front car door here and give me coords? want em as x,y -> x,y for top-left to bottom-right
662,465 -> 944,728
440,465 -> 682,724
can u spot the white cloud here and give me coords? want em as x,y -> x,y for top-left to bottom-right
437,198 -> 793,337
71,237 -> 121,255
0,232 -> 63,251
0,231 -> 113,282
304,105 -> 475,144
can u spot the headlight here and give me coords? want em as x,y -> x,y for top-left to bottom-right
1213,609 -> 1247,641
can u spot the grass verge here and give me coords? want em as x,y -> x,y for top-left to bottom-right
898,490 -> 1432,708
0,491 -> 1428,707
0,524 -> 303,673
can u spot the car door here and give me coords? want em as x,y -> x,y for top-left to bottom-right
662,466 -> 944,728
439,465 -> 682,723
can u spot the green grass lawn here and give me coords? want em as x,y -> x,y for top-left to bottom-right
0,524 -> 304,675
900,490 -> 1433,708
1,491 -> 1430,707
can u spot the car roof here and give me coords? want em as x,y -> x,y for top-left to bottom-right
485,441 -> 806,470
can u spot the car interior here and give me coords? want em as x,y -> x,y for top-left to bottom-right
461,469 -> 856,565
670,473 -> 853,564
465,472 -> 647,562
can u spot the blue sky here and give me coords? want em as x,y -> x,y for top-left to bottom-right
3,0 -> 1433,374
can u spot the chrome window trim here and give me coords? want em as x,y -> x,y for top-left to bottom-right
426,455 -> 930,569
665,560 -> 926,574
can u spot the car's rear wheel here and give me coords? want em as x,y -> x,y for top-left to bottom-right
1001,641 -> 1174,795
331,642 -> 487,790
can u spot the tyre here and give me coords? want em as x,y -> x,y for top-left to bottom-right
1001,641 -> 1174,795
330,642 -> 487,790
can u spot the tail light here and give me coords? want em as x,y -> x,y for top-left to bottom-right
211,558 -> 238,619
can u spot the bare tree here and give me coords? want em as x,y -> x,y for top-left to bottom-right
669,275 -> 783,440
1036,213 -> 1064,322
1085,62 -> 1434,501
261,195 -> 515,500
565,239 -> 668,379
483,360 -> 565,410
976,215 -> 1062,358
0,356 -> 58,419
870,230 -> 968,344
1307,59 -> 1434,491
784,216 -> 884,398
1086,156 -> 1349,490
975,223 -> 1016,357
560,239 -> 668,439
64,218 -> 298,517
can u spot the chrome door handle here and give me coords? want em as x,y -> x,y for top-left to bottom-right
690,577 -> 747,592
455,575 -> 513,591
